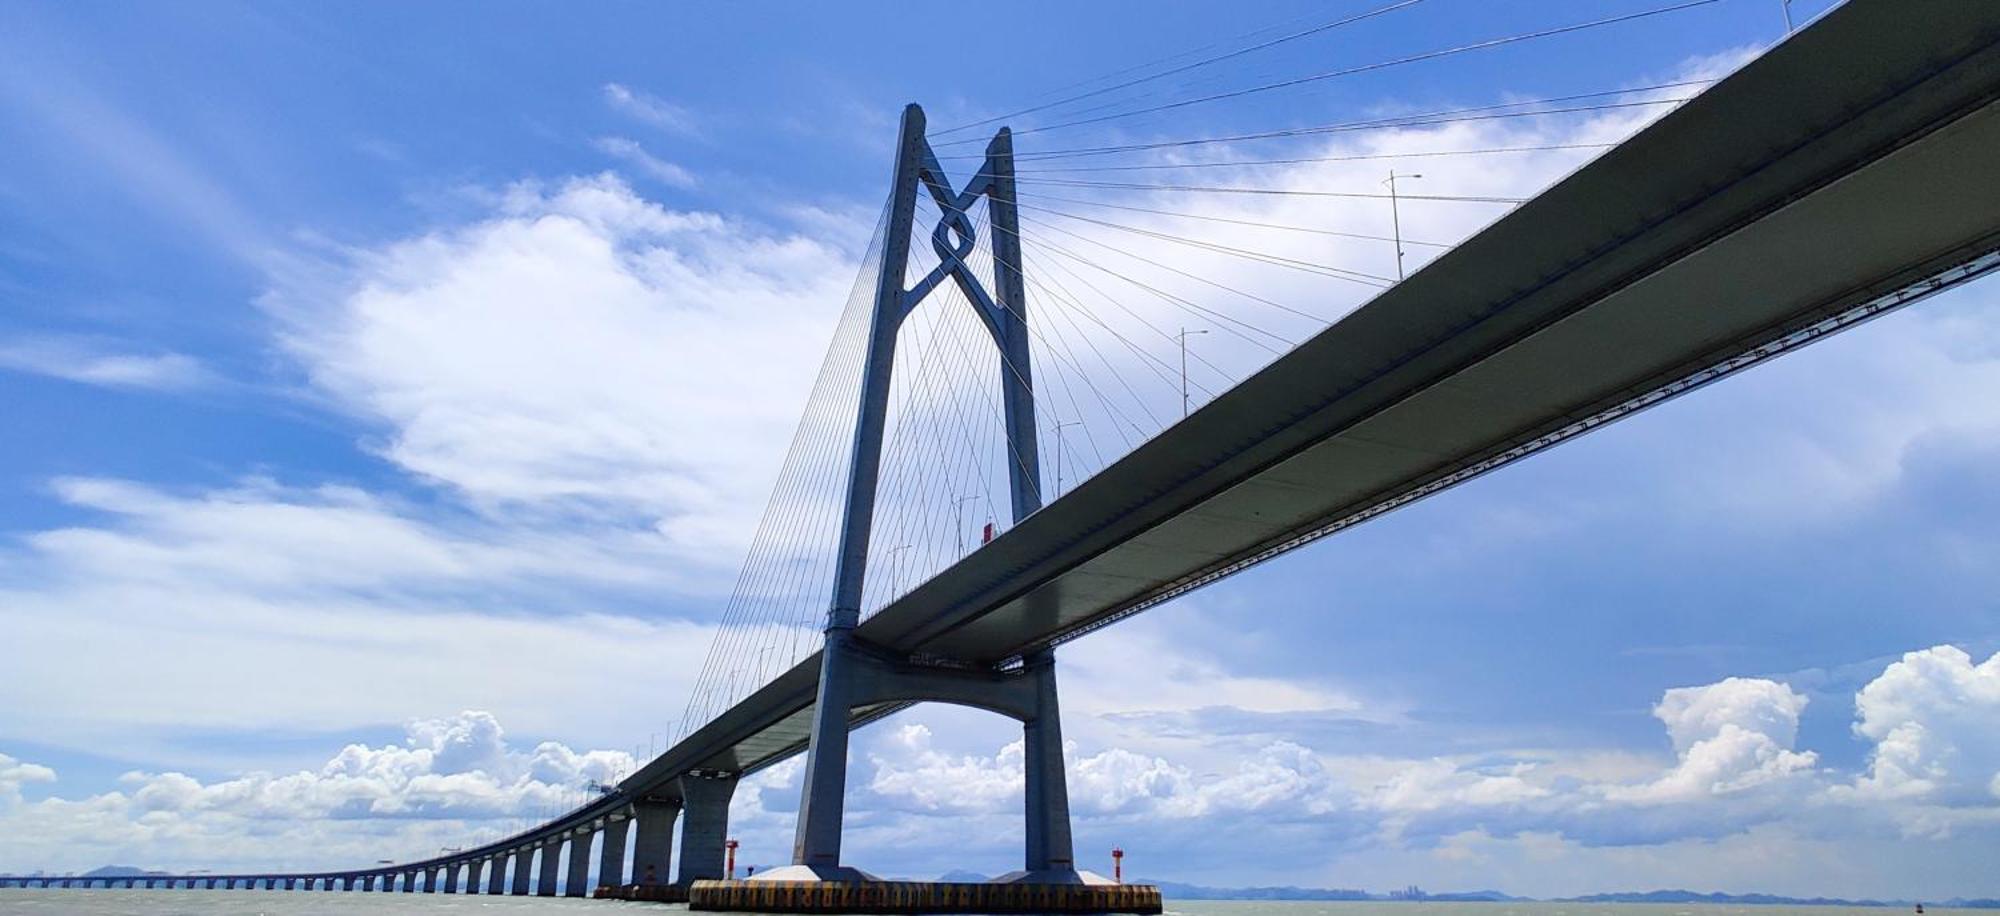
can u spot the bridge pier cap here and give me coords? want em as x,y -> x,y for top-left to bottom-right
777,100 -> 1081,884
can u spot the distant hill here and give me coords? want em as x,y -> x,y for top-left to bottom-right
1141,880 -> 1373,900
1562,890 -> 2000,908
935,870 -> 992,883
1129,882 -> 1992,908
82,866 -> 169,878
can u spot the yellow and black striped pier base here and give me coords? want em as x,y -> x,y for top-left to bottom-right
594,883 -> 691,903
688,879 -> 1163,914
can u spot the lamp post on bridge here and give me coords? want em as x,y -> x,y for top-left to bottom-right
1177,328 -> 1208,418
1055,420 -> 1082,496
1384,170 -> 1423,282
952,494 -> 980,554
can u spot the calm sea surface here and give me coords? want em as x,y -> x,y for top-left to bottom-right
0,894 -> 1955,916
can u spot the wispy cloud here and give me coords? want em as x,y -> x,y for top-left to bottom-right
0,336 -> 214,392
593,136 -> 698,189
602,82 -> 701,137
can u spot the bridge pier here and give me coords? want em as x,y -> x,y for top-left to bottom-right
536,838 -> 560,896
680,771 -> 738,884
1019,648 -> 1076,879
442,864 -> 458,894
487,854 -> 507,894
598,810 -> 630,889
631,797 -> 679,886
466,858 -> 485,894
565,830 -> 592,897
511,848 -> 532,895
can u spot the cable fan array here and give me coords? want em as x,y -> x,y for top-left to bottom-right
668,0 -> 1758,744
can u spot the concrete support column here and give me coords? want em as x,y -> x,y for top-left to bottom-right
381,873 -> 395,892
510,849 -> 532,895
442,864 -> 458,894
465,859 -> 485,895
536,840 -> 561,896
565,831 -> 593,897
630,799 -> 679,886
486,856 -> 507,894
403,871 -> 417,893
1022,647 -> 1076,874
679,771 -> 740,884
598,814 -> 630,888
420,867 -> 436,893
342,876 -> 355,891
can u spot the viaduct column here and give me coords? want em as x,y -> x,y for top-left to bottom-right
565,831 -> 592,897
510,849 -> 532,895
598,813 -> 630,888
630,798 -> 679,885
680,772 -> 740,884
466,859 -> 485,894
486,855 -> 508,894
536,839 -> 561,896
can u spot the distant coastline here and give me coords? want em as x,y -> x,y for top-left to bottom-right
1129,880 -> 2000,909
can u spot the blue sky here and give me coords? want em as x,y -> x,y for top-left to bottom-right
5,0 -> 2000,899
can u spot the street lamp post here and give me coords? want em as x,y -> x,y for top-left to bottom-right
952,494 -> 980,554
1384,170 -> 1423,281
1054,420 -> 1082,496
1177,327 -> 1208,418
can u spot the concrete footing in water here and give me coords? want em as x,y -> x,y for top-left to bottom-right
593,883 -> 691,903
685,878 -> 1163,914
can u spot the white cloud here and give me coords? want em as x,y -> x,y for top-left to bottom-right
0,473 -> 750,769
0,753 -> 57,804
602,83 -> 700,136
0,336 -> 212,391
26,475 -> 683,595
1844,645 -> 2000,804
269,174 -> 855,567
1603,678 -> 1817,804
594,136 -> 697,189
0,712 -> 636,873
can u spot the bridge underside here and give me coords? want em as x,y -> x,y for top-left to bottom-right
623,0 -> 2000,791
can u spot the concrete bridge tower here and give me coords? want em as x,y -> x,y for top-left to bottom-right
765,103 -> 1084,886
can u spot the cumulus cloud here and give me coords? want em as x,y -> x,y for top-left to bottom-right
1844,645 -> 2000,804
1603,678 -> 1817,803
0,712 -> 636,873
0,753 -> 57,804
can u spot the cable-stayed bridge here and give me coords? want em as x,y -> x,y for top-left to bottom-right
7,0 -> 2000,906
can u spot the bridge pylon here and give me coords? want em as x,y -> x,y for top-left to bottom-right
764,103 -> 1092,890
